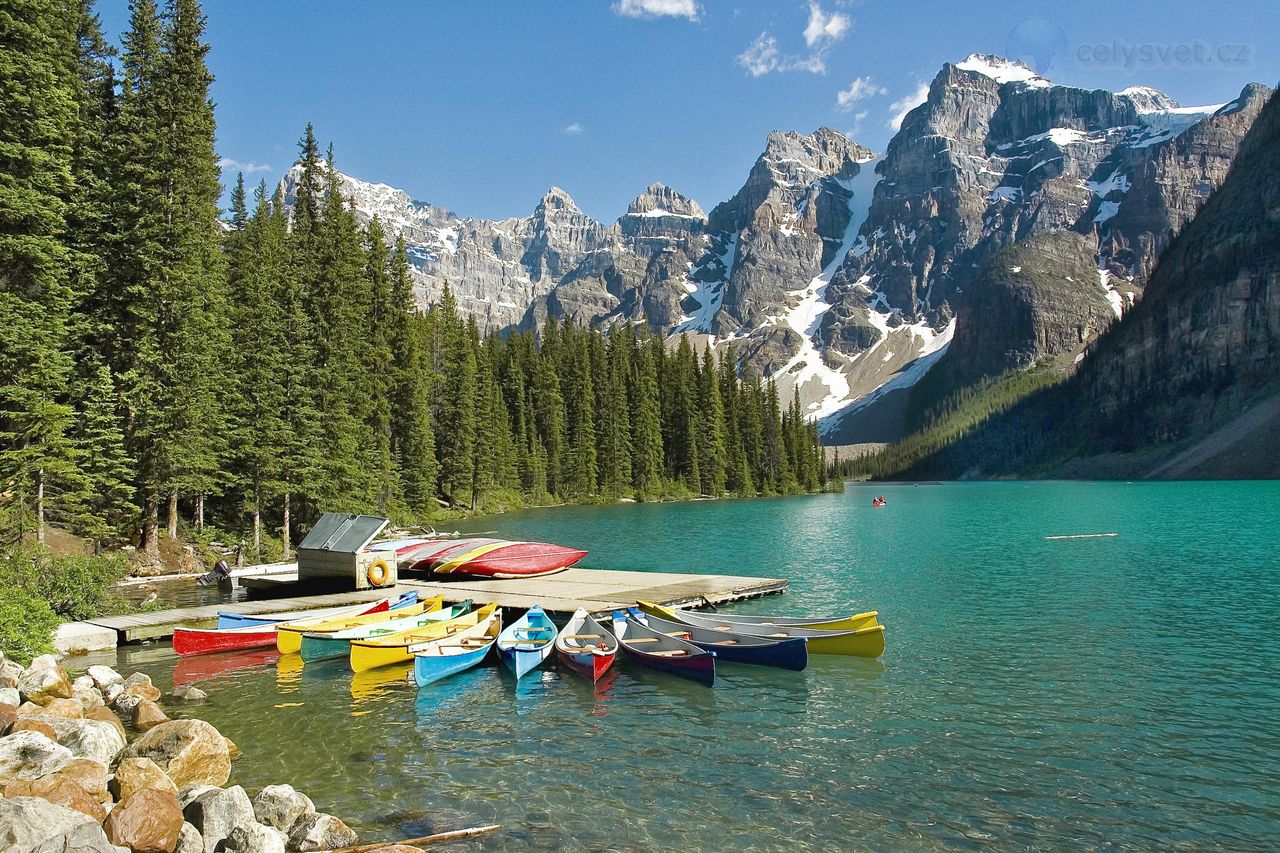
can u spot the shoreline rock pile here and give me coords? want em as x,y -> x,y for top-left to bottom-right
0,651 -> 360,853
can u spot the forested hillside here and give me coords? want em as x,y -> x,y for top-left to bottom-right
0,0 -> 827,569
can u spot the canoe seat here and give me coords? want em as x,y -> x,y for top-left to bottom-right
559,634 -> 601,640
713,626 -> 733,632
662,631 -> 691,638
621,638 -> 660,644
648,650 -> 688,657
711,640 -> 738,645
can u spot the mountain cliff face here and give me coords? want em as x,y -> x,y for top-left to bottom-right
896,89 -> 1280,479
279,57 -> 1268,445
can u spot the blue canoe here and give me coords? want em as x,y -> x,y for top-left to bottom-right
412,608 -> 502,687
216,591 -> 418,629
627,607 -> 807,671
497,605 -> 558,679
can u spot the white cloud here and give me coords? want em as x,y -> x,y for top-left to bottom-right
737,33 -> 780,77
564,122 -> 585,135
803,2 -> 851,48
847,110 -> 869,138
737,3 -> 852,77
613,0 -> 699,20
888,82 -> 930,129
217,158 -> 273,175
836,76 -> 886,110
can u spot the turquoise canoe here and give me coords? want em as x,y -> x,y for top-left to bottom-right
497,605 -> 558,680
300,600 -> 473,662
412,608 -> 502,687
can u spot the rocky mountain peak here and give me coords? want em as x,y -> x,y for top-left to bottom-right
1118,85 -> 1182,113
952,54 -> 1051,88
536,185 -> 581,214
624,182 -> 705,219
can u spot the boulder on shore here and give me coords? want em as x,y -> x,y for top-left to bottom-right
0,796 -> 115,853
54,756 -> 112,804
252,783 -> 315,833
175,823 -> 204,853
0,686 -> 20,707
28,714 -> 127,767
122,719 -> 231,788
3,771 -> 107,821
111,756 -> 180,801
288,813 -> 358,852
85,705 -> 127,740
0,660 -> 24,689
0,730 -> 73,786
134,698 -> 171,731
17,665 -> 73,705
86,664 -> 124,692
104,788 -> 185,853
182,785 -> 256,853
221,822 -> 287,853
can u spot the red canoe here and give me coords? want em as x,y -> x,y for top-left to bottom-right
399,538 -> 587,579
172,598 -> 391,657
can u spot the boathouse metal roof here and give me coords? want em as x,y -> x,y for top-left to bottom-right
298,513 -> 388,554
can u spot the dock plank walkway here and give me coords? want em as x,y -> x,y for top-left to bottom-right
87,567 -> 786,644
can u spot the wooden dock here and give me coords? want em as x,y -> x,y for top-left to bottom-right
84,567 -> 787,644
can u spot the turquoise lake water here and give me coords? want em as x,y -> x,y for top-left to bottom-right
89,481 -> 1280,850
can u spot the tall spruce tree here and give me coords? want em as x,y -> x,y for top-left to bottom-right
0,1 -> 81,543
698,347 -> 728,497
387,239 -> 438,516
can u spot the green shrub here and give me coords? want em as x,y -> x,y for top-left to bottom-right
0,546 -> 130,621
0,587 -> 58,665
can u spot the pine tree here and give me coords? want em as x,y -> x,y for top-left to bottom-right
226,182 -> 289,556
698,347 -> 728,496
567,332 -> 597,497
598,326 -> 633,497
67,357 -> 137,551
307,146 -> 376,511
433,286 -> 476,505
629,333 -> 664,499
387,239 -> 438,517
0,2 -> 81,544
363,217 -> 396,512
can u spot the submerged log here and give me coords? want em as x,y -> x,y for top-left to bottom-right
324,823 -> 501,852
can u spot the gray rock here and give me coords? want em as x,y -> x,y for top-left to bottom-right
86,665 -> 124,692
183,785 -> 256,853
287,813 -> 357,852
30,715 -> 128,767
28,654 -> 61,672
17,665 -> 73,704
251,784 -> 315,833
0,729 -> 73,785
221,823 -> 286,853
179,785 -> 223,808
0,687 -> 19,707
0,796 -> 99,852
170,685 -> 208,702
0,659 -> 23,688
175,823 -> 204,853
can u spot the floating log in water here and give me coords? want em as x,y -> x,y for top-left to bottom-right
1044,533 -> 1119,540
324,823 -> 501,852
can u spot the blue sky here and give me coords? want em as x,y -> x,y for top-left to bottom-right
95,0 -> 1277,223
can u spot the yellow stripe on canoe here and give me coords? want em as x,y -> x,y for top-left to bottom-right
275,596 -> 444,655
348,603 -> 498,672
431,541 -> 523,575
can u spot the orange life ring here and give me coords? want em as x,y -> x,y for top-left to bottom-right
366,559 -> 391,587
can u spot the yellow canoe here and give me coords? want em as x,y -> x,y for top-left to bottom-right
638,601 -> 886,658
349,603 -> 498,673
275,595 -> 444,654
636,600 -> 878,632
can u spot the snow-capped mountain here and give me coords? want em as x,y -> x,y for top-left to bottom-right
278,55 -> 1270,444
